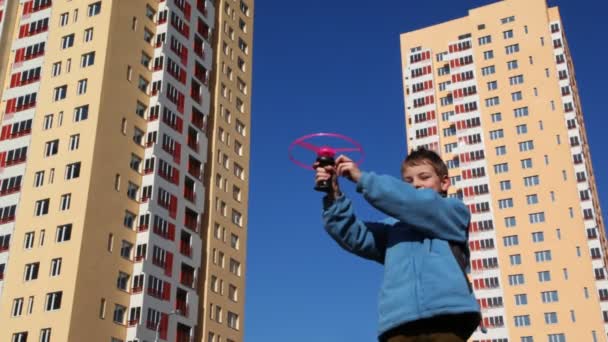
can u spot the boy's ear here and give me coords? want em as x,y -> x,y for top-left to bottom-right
440,174 -> 450,193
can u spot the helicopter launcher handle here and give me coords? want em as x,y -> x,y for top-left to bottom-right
313,155 -> 335,193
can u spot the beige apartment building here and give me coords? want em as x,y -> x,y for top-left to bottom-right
0,1 -> 252,341
401,0 -> 607,341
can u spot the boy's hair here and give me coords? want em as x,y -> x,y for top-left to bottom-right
401,147 -> 449,179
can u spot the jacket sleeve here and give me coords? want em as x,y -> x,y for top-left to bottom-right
322,195 -> 388,264
355,171 -> 470,243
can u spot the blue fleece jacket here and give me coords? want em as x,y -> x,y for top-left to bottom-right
322,171 -> 480,337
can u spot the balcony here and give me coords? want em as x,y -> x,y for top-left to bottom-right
176,300 -> 189,317
180,272 -> 194,288
0,186 -> 21,197
132,286 -> 143,294
188,165 -> 201,180
184,216 -> 198,232
152,257 -> 166,269
184,188 -> 195,203
128,319 -> 139,327
180,241 -> 192,257
0,216 -> 16,224
153,224 -> 174,241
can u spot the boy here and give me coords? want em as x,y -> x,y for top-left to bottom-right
315,148 -> 480,342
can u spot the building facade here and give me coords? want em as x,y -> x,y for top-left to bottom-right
400,0 -> 607,341
0,0 -> 252,341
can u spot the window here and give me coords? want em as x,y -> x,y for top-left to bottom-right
12,298 -> 24,317
509,75 -> 524,85
544,312 -> 558,324
506,44 -> 520,54
56,224 -> 72,242
504,235 -> 519,246
34,171 -> 45,187
489,129 -> 504,140
515,293 -> 528,306
519,140 -> 534,152
59,194 -> 72,211
138,76 -> 149,93
77,79 -> 88,94
24,231 -> 35,249
12,332 -> 28,342
45,291 -> 62,311
74,105 -> 89,122
127,182 -> 139,200
514,106 -> 528,117
547,334 -> 565,342
60,12 -> 69,26
498,198 -> 514,209
516,124 -> 527,135
117,272 -> 130,291
478,35 -> 492,45
69,134 -> 80,151
83,27 -> 94,42
501,16 -> 515,24
508,273 -> 524,285
40,328 -> 51,342
227,311 -> 240,330
494,163 -> 509,174
230,233 -> 240,250
503,30 -> 514,39
24,262 -> 39,281
524,175 -> 540,187
521,158 -> 533,169
80,52 -> 95,68
510,254 -> 521,265
535,250 -> 552,262
113,304 -> 126,324
229,258 -> 241,276
123,211 -> 135,228
88,2 -> 102,17
44,139 -> 59,157
61,34 -> 75,49
514,315 -> 531,327
491,112 -> 502,122
500,181 -> 511,192
120,241 -> 133,259
507,60 -> 518,70
529,212 -> 546,224
43,114 -> 54,130
485,97 -> 500,107
35,198 -> 50,216
481,65 -> 496,76
541,290 -> 559,303
538,270 -> 551,282
487,81 -> 498,90
53,85 -> 67,101
511,91 -> 523,101
65,162 -> 81,180
483,50 -> 494,60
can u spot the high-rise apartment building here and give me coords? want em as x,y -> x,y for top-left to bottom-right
0,1 -> 253,341
400,0 -> 606,341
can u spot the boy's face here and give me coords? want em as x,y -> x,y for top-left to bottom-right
402,162 -> 450,194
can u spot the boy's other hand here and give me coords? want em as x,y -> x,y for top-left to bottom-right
335,155 -> 362,183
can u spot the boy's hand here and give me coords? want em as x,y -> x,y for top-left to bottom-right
335,155 -> 362,183
314,162 -> 341,199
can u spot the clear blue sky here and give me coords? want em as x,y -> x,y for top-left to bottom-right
244,1 -> 608,341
